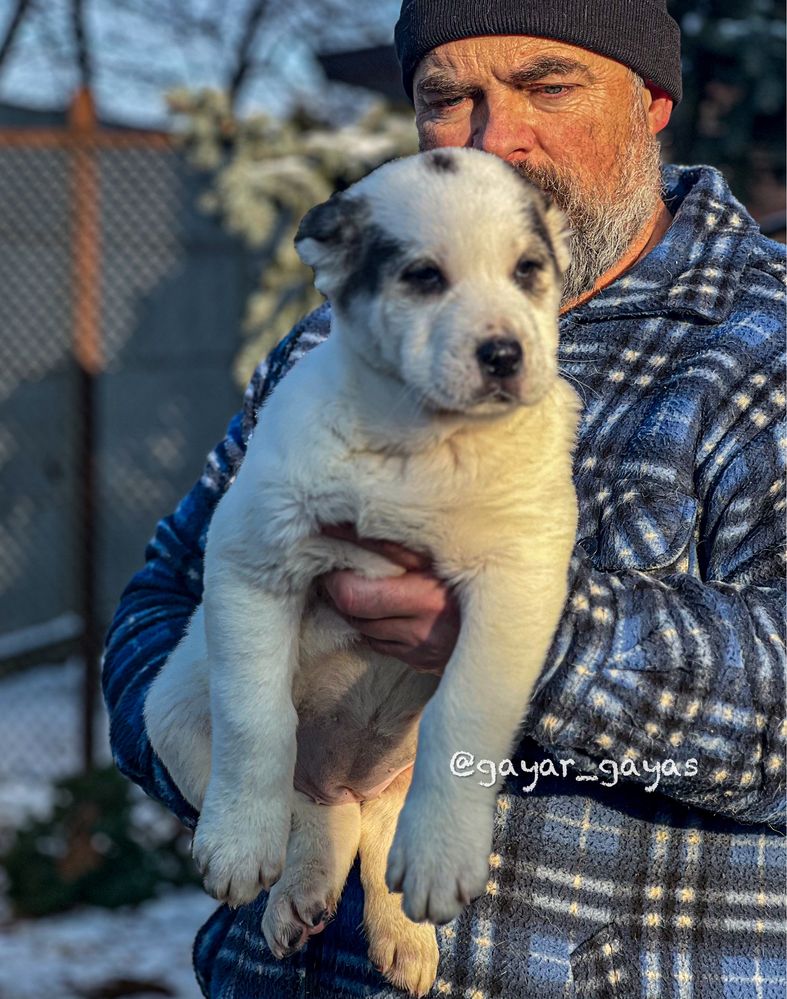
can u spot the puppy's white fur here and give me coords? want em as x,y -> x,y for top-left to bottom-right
145,148 -> 580,994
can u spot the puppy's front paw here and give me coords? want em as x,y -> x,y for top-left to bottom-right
192,795 -> 291,908
385,792 -> 491,925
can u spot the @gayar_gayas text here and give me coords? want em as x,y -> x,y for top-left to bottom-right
449,751 -> 699,794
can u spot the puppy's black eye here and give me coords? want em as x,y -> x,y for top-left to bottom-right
513,257 -> 542,290
400,263 -> 447,294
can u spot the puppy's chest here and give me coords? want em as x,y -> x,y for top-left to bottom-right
318,441 -> 517,539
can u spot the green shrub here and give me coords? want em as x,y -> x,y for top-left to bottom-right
1,766 -> 198,917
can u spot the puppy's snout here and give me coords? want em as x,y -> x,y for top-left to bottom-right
476,337 -> 523,379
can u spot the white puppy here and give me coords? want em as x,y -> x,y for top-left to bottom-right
145,147 -> 580,996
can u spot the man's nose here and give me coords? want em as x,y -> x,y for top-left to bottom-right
471,97 -> 537,161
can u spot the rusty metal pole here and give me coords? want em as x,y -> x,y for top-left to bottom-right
69,87 -> 101,772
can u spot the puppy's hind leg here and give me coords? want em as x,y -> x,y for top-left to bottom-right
144,605 -> 212,810
359,770 -> 439,998
262,793 -> 361,959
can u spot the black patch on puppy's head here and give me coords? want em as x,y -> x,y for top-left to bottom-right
296,190 -> 408,310
426,151 -> 459,174
335,224 -> 406,312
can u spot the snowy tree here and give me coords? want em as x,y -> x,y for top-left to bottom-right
169,89 -> 418,382
0,0 -> 401,124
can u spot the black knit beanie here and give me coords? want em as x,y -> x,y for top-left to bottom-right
394,0 -> 682,105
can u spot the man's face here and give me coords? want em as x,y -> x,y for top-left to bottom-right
413,36 -> 668,304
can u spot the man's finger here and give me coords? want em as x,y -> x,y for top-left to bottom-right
321,570 -> 448,620
319,522 -> 431,571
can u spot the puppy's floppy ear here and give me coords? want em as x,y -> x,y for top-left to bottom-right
512,170 -> 573,278
295,191 -> 366,296
537,193 -> 571,277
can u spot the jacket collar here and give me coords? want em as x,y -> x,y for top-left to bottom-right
568,165 -> 760,325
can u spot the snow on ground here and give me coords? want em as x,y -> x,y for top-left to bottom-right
0,660 -> 110,846
0,661 -> 216,999
0,889 -> 217,999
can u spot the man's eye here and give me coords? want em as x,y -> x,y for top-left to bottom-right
425,95 -> 466,111
400,264 -> 448,293
537,85 -> 569,96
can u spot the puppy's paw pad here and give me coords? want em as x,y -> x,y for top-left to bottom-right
192,808 -> 288,907
268,921 -> 309,960
262,884 -> 337,959
386,810 -> 490,924
194,847 -> 283,907
368,919 -> 439,998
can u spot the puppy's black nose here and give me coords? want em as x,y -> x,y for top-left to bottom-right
476,337 -> 523,378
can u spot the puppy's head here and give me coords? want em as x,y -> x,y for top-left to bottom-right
295,148 -> 570,416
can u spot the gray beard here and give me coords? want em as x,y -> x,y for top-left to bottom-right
513,131 -> 664,306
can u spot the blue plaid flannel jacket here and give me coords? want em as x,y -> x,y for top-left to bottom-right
103,165 -> 787,998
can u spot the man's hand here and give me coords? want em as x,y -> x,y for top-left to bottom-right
319,524 -> 460,675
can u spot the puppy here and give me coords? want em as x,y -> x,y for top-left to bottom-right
144,147 -> 580,997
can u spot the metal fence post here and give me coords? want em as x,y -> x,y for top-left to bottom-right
69,87 -> 101,772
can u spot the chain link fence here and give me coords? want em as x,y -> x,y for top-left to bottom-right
0,90 -> 256,786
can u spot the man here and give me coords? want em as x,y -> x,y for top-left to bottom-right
103,1 -> 786,996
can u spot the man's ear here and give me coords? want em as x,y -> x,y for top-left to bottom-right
643,83 -> 673,134
295,191 -> 366,296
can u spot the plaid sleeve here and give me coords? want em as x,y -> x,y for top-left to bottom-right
527,414 -> 786,826
101,305 -> 331,827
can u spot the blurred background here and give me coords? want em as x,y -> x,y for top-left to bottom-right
0,1 -> 784,996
